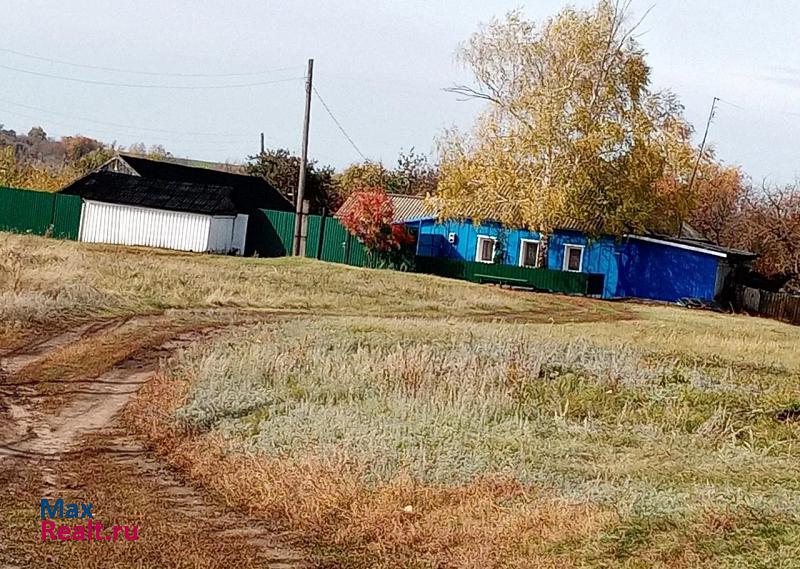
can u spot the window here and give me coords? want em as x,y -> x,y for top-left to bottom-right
475,235 -> 496,263
563,244 -> 584,272
519,239 -> 540,268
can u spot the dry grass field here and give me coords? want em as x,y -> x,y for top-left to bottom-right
0,232 -> 626,350
2,232 -> 799,568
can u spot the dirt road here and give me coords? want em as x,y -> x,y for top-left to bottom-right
0,313 -> 308,568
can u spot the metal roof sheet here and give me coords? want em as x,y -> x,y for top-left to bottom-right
336,193 -> 437,224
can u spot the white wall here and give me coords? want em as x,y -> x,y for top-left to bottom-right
79,200 -> 212,252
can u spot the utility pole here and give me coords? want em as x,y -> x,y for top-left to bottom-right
260,132 -> 265,155
292,58 -> 314,256
681,96 -> 719,237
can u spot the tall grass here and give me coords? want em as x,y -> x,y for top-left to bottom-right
172,317 -> 800,519
129,315 -> 800,567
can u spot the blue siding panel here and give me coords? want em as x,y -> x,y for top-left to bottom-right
616,239 -> 720,302
414,219 -> 723,303
547,230 -> 721,301
417,219 -> 541,265
547,231 -> 619,299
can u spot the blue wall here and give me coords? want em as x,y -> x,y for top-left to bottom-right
413,219 -> 723,302
548,231 -> 620,299
617,239 -> 721,301
415,219 -> 541,265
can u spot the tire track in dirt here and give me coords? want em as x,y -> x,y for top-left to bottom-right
0,312 -> 308,568
0,316 -> 132,378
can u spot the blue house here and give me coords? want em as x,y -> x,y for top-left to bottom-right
336,194 -> 756,303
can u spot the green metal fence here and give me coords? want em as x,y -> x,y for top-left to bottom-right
246,208 -> 604,296
0,186 -> 82,239
245,209 -> 294,257
415,255 -> 603,296
248,208 -> 371,267
51,194 -> 82,239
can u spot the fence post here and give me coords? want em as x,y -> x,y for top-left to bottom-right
316,210 -> 327,260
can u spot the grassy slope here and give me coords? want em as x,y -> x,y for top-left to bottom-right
3,232 -> 800,568
0,232 -> 627,350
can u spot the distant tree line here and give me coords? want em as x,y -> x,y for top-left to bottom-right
0,124 -> 173,191
244,147 -> 438,215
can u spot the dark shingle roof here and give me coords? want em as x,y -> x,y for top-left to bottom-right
61,171 -> 240,216
113,154 -> 293,212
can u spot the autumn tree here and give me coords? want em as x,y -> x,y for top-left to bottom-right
0,146 -> 73,191
125,142 -> 171,159
335,151 -> 439,201
338,187 -> 415,267
335,161 -> 393,199
392,148 -> 439,196
686,161 -> 746,245
246,148 -> 337,214
738,184 -> 800,291
438,1 -> 697,237
62,136 -> 116,175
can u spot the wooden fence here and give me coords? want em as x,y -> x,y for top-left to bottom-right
735,286 -> 800,326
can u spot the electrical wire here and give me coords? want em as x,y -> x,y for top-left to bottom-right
0,97 -> 256,138
0,47 -> 301,78
312,86 -> 366,160
717,97 -> 800,118
716,98 -> 746,111
0,107 -> 254,149
0,63 -> 304,90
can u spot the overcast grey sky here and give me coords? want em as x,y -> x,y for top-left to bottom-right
1,1 -> 799,183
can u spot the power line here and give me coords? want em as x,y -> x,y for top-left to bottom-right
0,107 -> 254,148
716,98 -> 746,112
0,47 -> 301,78
0,63 -> 304,90
0,97 -> 257,138
312,86 -> 366,160
717,96 -> 800,118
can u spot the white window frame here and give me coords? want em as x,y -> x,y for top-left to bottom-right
475,235 -> 497,264
518,238 -> 540,268
562,244 -> 585,272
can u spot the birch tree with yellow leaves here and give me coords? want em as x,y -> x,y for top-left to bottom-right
438,1 -> 699,237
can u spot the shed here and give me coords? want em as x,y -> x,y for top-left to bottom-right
101,154 -> 291,213
62,172 -> 246,254
60,154 -> 293,255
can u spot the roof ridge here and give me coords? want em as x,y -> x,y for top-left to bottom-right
118,153 -> 257,181
387,193 -> 426,199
